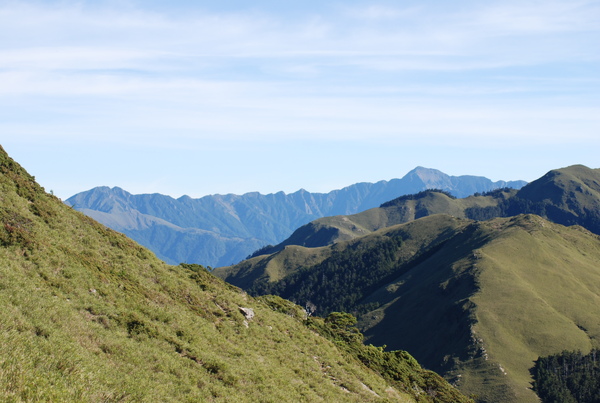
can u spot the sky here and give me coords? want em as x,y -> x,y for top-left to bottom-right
1,0 -> 599,200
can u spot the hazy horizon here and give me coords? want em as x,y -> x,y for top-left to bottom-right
2,0 -> 598,199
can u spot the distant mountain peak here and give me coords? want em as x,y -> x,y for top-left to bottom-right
67,167 -> 526,267
2,145 -> 474,402
407,166 -> 442,173
403,166 -> 451,186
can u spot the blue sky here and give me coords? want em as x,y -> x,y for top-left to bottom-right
2,0 -> 599,199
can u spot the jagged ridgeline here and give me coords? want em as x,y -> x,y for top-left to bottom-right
215,166 -> 600,402
248,165 -> 600,258
66,167 -> 526,267
0,145 -> 471,402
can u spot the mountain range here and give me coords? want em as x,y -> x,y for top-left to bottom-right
0,145 -> 470,402
5,140 -> 600,402
252,165 -> 600,256
214,165 -> 600,402
66,167 -> 526,267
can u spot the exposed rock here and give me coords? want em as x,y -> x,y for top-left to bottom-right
239,307 -> 255,321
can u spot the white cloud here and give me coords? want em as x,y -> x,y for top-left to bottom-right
342,5 -> 423,21
2,1 -> 598,68
1,1 -> 598,148
471,0 -> 600,34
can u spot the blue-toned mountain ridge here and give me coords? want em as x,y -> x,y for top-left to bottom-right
66,167 -> 526,266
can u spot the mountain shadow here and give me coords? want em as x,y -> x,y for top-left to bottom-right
215,213 -> 600,402
249,165 -> 600,258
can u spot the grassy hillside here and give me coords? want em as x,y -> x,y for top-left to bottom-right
67,168 -> 526,267
362,215 -> 600,402
216,212 -> 600,402
463,216 -> 600,401
246,165 -> 600,262
249,189 -> 516,258
224,215 -> 473,316
0,145 -> 472,402
215,244 -> 334,291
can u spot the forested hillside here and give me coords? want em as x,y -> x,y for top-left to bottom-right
533,349 -> 600,403
251,165 -> 600,257
215,213 -> 600,402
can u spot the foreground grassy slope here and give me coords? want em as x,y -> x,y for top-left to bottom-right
217,213 -> 600,402
0,146 -> 472,402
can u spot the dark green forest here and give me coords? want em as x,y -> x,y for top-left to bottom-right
246,226 -> 463,317
464,191 -> 600,236
380,189 -> 456,208
248,235 -> 404,315
533,350 -> 600,403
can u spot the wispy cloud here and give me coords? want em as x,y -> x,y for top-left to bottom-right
3,1 -> 598,68
1,0 -> 599,198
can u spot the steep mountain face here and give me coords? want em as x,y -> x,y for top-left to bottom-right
362,215 -> 600,402
66,168 -> 526,267
215,214 -> 600,402
253,189 -> 516,256
513,165 -> 600,231
0,146 -> 471,402
251,165 -> 600,257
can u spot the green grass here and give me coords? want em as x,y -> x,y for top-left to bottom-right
360,215 -> 600,402
0,145 -> 477,402
464,216 -> 600,401
212,165 -> 600,402
217,244 -> 333,289
217,209 -> 600,402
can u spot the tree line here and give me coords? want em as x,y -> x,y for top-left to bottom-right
249,234 -> 405,316
380,189 -> 456,208
532,349 -> 600,403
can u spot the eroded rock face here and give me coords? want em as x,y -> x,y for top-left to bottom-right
239,307 -> 255,321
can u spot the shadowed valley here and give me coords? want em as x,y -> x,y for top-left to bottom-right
215,165 -> 600,402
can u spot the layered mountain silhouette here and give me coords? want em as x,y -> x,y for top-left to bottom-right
250,165 -> 600,256
0,146 -> 471,401
66,167 -> 526,267
214,165 -> 600,402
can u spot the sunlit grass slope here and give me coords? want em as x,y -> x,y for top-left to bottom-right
219,210 -> 600,402
466,215 -> 600,402
0,146 -> 474,402
242,189 -> 515,259
215,245 -> 333,290
0,145 -> 451,402
358,216 -> 600,402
